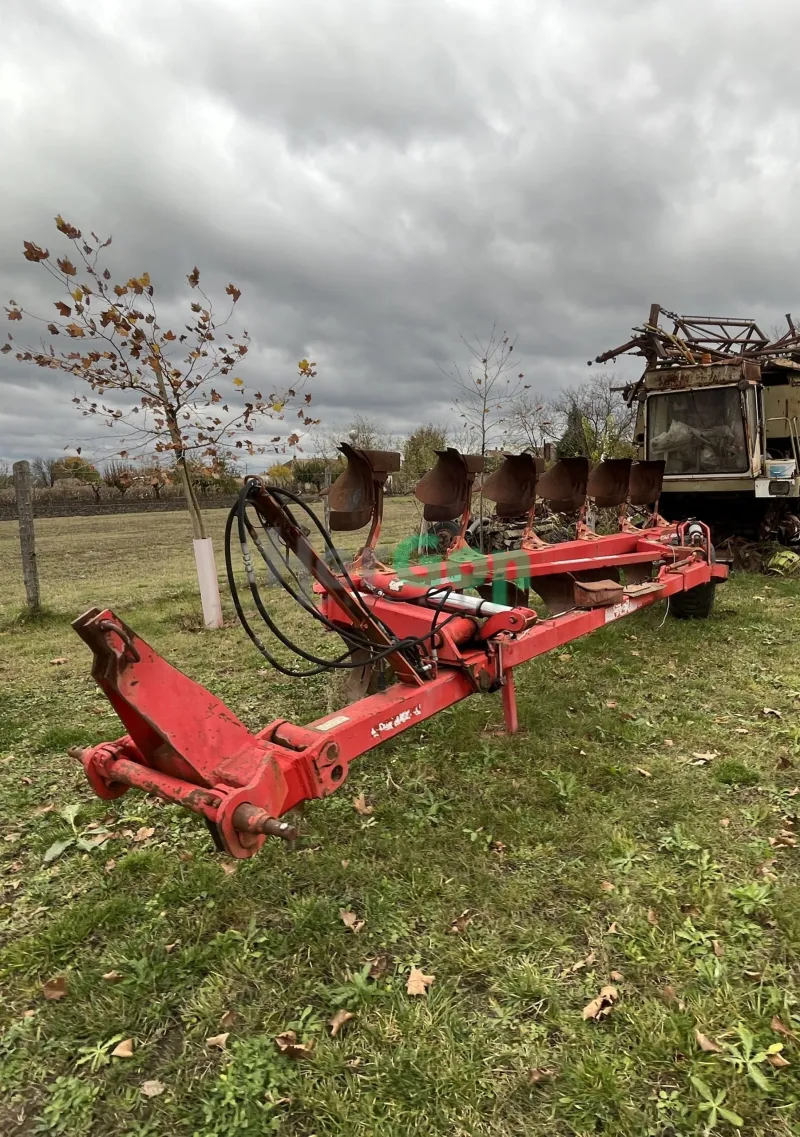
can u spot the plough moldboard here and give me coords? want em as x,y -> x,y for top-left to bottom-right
72,448 -> 728,858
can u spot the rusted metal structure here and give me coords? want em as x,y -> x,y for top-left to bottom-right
71,447 -> 726,858
593,305 -> 800,541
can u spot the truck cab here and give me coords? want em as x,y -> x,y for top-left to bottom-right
594,307 -> 800,540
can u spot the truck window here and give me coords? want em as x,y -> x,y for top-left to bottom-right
646,387 -> 748,474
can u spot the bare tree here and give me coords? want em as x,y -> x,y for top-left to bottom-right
442,326 -> 529,458
31,457 -> 58,488
6,215 -> 317,541
506,392 -> 554,455
551,374 -> 636,460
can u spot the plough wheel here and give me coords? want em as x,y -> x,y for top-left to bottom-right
328,648 -> 389,709
669,546 -> 717,619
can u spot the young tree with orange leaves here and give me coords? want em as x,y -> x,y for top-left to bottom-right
5,214 -> 317,542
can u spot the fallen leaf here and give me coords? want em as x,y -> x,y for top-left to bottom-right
528,1067 -> 555,1083
23,1009 -> 36,1018
221,862 -> 238,875
42,977 -> 67,1001
713,939 -> 724,958
734,727 -> 749,735
206,1033 -> 229,1051
606,700 -> 617,709
635,767 -> 652,778
582,985 -> 618,1021
367,953 -> 391,980
720,817 -> 731,828
340,909 -> 365,934
772,1016 -> 796,1039
447,909 -> 473,935
164,942 -> 178,954
219,1010 -> 237,1030
102,970 -> 123,983
179,851 -> 194,862
274,1030 -> 314,1059
352,793 -> 374,816
141,1079 -> 165,1097
111,1038 -> 134,1058
341,859 -> 350,868
630,650 -> 640,657
763,707 -> 782,718
600,881 -> 615,893
769,834 -> 797,848
104,858 -> 116,873
691,750 -> 719,764
695,1029 -> 722,1053
606,922 -> 619,934
663,738 -> 674,748
33,804 -> 55,816
567,950 -> 596,975
647,908 -> 659,926
329,1009 -> 354,1037
610,970 -> 624,981
133,826 -> 155,843
768,1052 -> 790,1069
406,966 -> 435,996
559,652 -> 572,661
49,657 -> 68,666
490,839 -> 506,855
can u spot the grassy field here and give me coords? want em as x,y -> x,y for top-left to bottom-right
1,502 -> 800,1136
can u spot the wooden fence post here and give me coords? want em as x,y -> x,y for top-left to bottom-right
13,460 -> 41,610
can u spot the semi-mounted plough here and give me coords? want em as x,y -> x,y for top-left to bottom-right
72,448 -> 727,858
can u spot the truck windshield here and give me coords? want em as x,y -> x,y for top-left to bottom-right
646,387 -> 748,474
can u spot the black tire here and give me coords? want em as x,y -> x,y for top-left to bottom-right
429,520 -> 460,556
669,547 -> 716,620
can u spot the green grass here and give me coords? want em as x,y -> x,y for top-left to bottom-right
1,504 -> 800,1135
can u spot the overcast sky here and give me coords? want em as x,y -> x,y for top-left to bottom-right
2,0 -> 800,466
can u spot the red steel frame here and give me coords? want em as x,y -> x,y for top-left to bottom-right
72,517 -> 727,859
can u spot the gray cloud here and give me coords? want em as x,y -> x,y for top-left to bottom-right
2,0 -> 800,463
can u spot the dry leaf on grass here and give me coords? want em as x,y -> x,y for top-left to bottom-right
635,767 -> 652,778
42,977 -> 67,1001
33,804 -> 55,816
528,1067 -> 555,1083
133,826 -> 155,843
772,1016 -> 797,1039
582,985 -> 618,1021
329,1009 -> 354,1037
566,951 -> 596,975
447,909 -> 473,935
605,700 -> 617,709
102,970 -> 123,983
367,953 -> 391,980
691,751 -> 718,765
610,970 -> 624,981
720,817 -> 731,828
406,966 -> 435,996
111,1038 -> 134,1058
606,922 -> 619,935
206,1033 -> 229,1051
713,939 -> 724,958
141,1080 -> 165,1097
663,738 -> 674,748
599,881 -> 615,893
221,862 -> 238,876
647,908 -> 659,926
274,1030 -> 314,1059
763,707 -> 783,718
352,793 -> 374,816
49,657 -> 69,666
695,1029 -> 722,1053
768,1051 -> 790,1069
164,942 -> 178,954
219,1010 -> 237,1030
339,909 -> 365,934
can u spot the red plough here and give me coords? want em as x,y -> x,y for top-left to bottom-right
72,450 -> 727,858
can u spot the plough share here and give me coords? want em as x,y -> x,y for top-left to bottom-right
72,449 -> 727,857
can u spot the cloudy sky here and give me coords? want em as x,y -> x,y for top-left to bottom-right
2,0 -> 800,465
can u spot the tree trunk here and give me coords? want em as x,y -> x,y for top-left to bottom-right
13,461 -> 40,610
153,361 -> 206,538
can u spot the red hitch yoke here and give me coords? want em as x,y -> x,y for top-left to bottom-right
72,525 -> 727,858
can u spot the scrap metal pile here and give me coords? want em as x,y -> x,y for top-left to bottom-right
71,447 -> 726,858
591,304 -> 800,370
